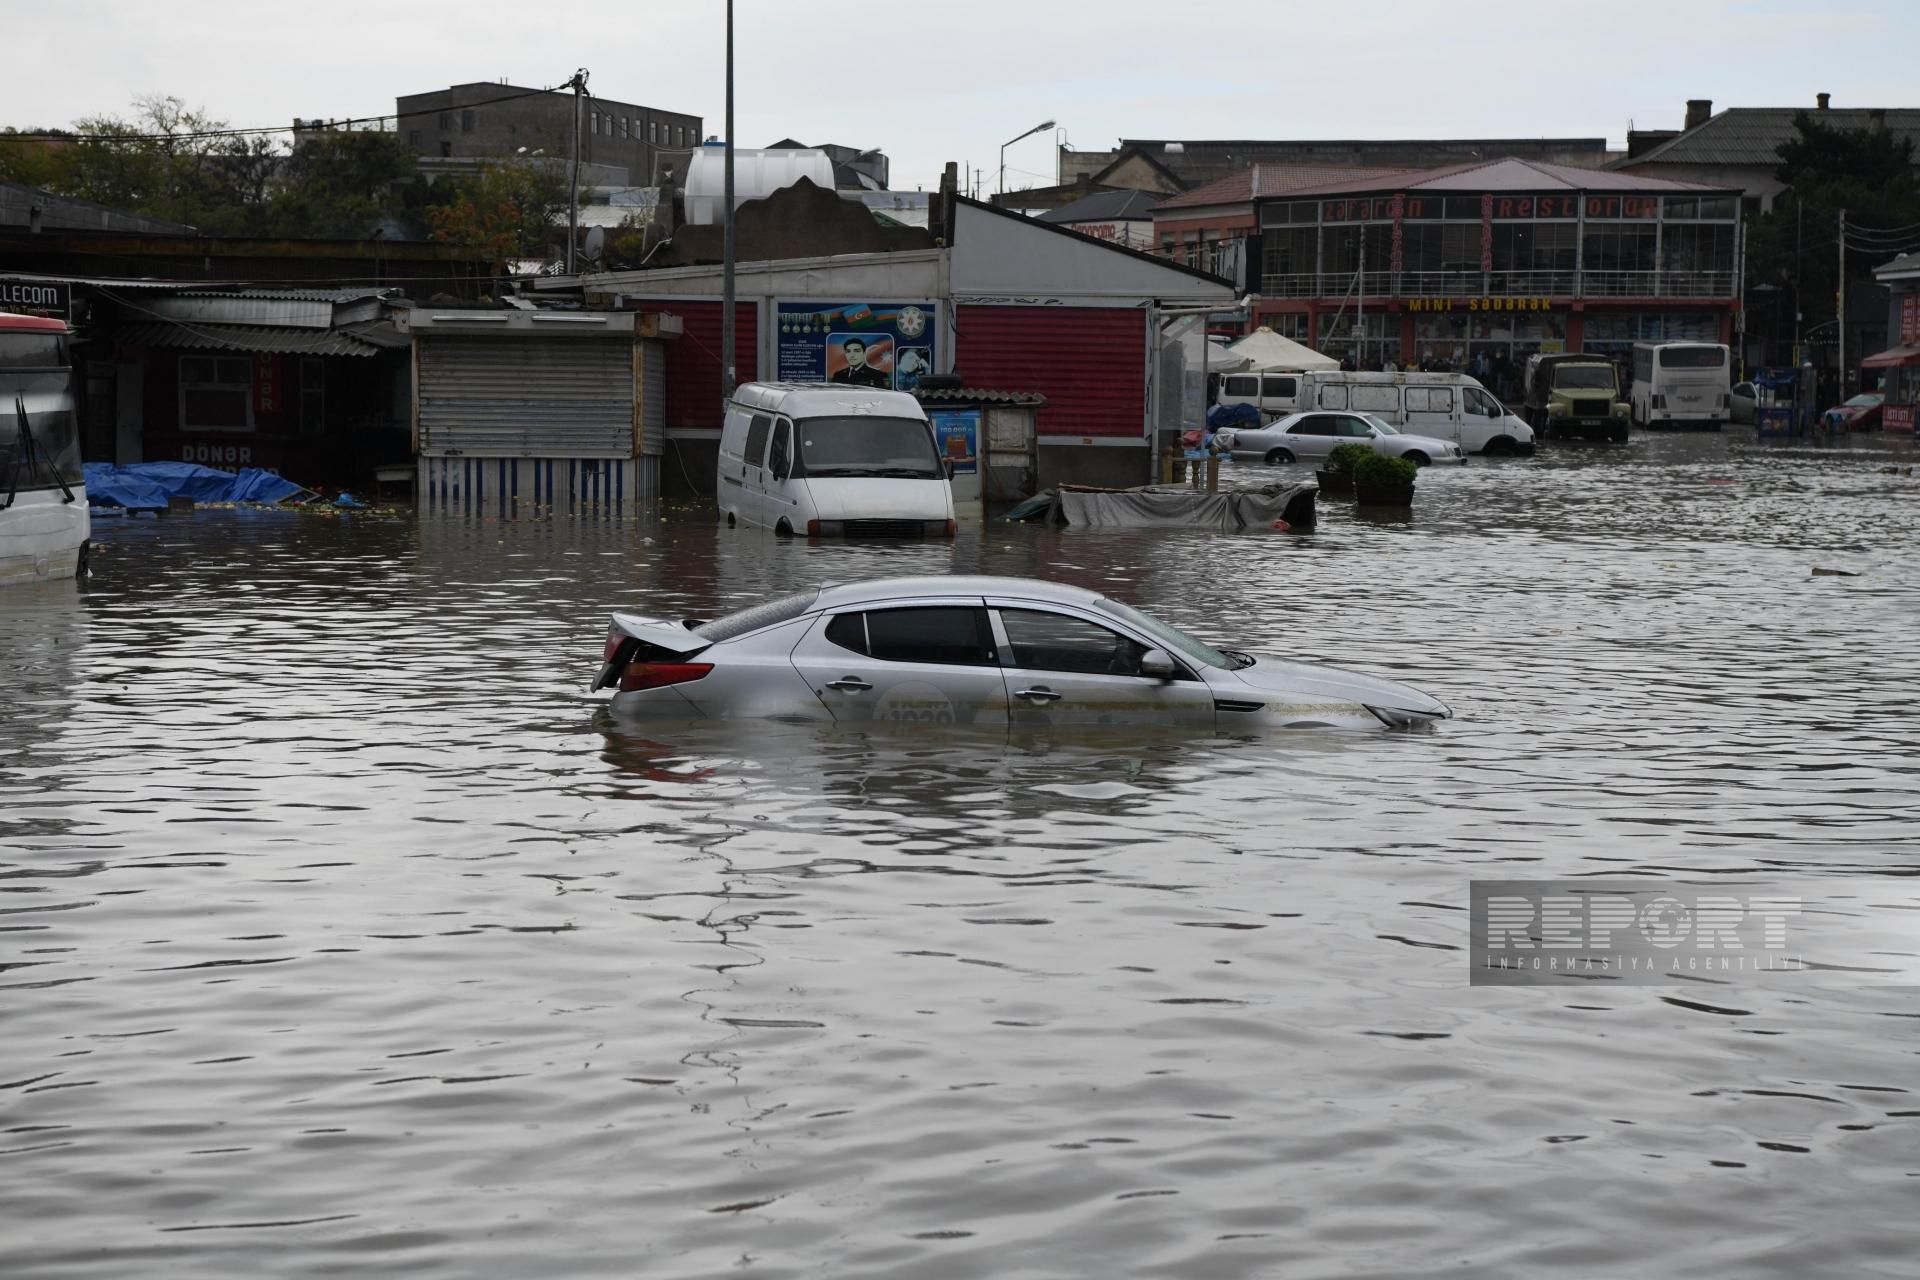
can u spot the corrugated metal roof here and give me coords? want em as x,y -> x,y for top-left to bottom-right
1157,165 -> 1414,210
1876,251 -> 1920,278
118,320 -> 383,357
914,387 -> 1048,406
173,286 -> 394,303
1626,108 -> 1920,168
1040,189 -> 1163,223
1156,158 -> 1725,212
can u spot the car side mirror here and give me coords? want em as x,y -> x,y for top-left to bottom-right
1486,405 -> 1501,418
1139,648 -> 1176,682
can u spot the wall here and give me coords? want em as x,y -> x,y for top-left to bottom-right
395,84 -> 702,190
950,202 -> 1232,301
955,306 -> 1148,441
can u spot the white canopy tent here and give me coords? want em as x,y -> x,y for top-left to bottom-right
1165,323 -> 1249,373
1225,326 -> 1339,372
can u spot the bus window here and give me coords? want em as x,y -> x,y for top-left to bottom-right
1659,346 -> 1726,368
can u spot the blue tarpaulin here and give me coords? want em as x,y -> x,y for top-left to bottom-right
83,462 -> 308,510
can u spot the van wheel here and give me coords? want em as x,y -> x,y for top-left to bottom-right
1264,447 -> 1295,465
726,511 -> 736,527
774,519 -> 794,538
1483,437 -> 1515,457
1402,451 -> 1430,467
75,540 -> 90,578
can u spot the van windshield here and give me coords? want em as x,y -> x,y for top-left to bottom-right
1553,366 -> 1615,390
794,415 -> 943,479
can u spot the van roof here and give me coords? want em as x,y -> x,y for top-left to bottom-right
729,381 -> 927,418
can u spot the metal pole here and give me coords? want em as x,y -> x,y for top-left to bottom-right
1837,207 -> 1846,400
1357,227 -> 1365,368
721,0 -> 736,403
998,143 -> 1006,199
567,72 -> 582,274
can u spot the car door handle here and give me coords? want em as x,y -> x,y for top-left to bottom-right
1014,687 -> 1063,702
826,677 -> 873,692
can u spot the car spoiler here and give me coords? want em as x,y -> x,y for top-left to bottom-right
591,613 -> 713,691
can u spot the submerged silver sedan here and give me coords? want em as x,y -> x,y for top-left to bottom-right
593,576 -> 1450,731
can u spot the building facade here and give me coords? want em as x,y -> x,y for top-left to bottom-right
395,83 -> 702,188
1154,159 -> 1742,374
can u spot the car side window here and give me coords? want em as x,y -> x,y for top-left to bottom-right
1339,417 -> 1373,437
1290,417 -> 1332,436
861,607 -> 997,666
999,609 -> 1150,677
825,612 -> 867,654
744,414 -> 771,466
768,419 -> 792,479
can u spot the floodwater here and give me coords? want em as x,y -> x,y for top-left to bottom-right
4,430 -> 1920,1279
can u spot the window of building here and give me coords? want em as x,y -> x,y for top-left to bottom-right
179,356 -> 252,432
461,109 -> 474,133
591,112 -> 599,136
649,120 -> 658,144
407,129 -> 422,147
438,112 -> 451,131
998,609 -> 1149,676
440,141 -> 452,158
864,608 -> 997,665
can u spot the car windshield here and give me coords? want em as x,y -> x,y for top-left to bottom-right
795,415 -> 943,479
1845,394 -> 1883,408
1091,597 -> 1231,670
1554,366 -> 1615,390
1361,415 -> 1399,435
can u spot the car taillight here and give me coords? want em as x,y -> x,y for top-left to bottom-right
944,519 -> 957,536
603,628 -> 623,662
618,662 -> 714,693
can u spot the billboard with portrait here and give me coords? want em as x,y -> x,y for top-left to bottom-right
775,300 -> 940,392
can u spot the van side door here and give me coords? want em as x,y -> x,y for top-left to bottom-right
740,413 -> 773,525
1260,374 -> 1299,415
1404,385 -> 1458,441
1458,384 -> 1505,452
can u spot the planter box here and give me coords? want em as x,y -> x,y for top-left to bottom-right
1354,478 -> 1416,507
1315,468 -> 1353,495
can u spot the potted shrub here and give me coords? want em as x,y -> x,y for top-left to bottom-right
1352,450 -> 1418,507
1316,443 -> 1372,495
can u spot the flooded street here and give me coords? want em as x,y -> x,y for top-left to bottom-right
5,430 -> 1920,1279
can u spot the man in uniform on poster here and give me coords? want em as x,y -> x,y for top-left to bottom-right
831,337 -> 892,388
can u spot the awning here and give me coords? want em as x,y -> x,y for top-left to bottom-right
117,320 -> 383,357
1860,344 -> 1920,369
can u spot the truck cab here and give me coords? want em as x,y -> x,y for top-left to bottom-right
1524,354 -> 1630,443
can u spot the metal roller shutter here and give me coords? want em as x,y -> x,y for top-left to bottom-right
419,335 -> 634,457
955,306 -> 1147,438
639,340 -> 666,456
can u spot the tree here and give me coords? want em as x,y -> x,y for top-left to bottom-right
267,130 -> 420,239
428,158 -> 574,268
1745,112 -> 1920,357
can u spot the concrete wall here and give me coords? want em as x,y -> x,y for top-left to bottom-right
951,202 -> 1233,301
1616,161 -> 1781,210
395,84 -> 701,190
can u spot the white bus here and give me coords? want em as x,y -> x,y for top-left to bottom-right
1,313 -> 89,586
1630,341 -> 1730,430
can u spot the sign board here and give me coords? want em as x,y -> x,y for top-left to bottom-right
774,300 -> 940,392
252,353 -> 284,416
1406,297 -> 1556,313
1902,292 -> 1919,345
929,408 -> 980,475
1884,404 -> 1916,433
0,277 -> 70,320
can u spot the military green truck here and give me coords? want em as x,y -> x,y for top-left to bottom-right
1523,353 -> 1630,442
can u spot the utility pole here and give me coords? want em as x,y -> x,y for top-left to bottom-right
1356,228 -> 1366,368
1837,207 -> 1847,399
721,0 -> 736,404
568,70 -> 586,275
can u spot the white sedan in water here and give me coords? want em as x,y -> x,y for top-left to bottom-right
1215,410 -> 1466,467
592,576 -> 1450,731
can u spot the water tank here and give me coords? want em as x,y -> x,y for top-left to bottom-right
683,146 -> 837,225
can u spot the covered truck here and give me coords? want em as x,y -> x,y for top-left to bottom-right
1523,353 -> 1630,443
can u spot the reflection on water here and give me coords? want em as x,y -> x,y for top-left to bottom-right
4,431 -> 1920,1278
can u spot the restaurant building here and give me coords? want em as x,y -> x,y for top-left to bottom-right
1153,158 -> 1742,376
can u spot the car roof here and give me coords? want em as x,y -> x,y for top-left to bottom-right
729,381 -> 926,420
813,575 -> 1106,610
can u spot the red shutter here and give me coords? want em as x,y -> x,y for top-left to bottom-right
650,301 -> 758,431
955,306 -> 1146,438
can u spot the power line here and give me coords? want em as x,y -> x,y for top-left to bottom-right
3,80 -> 580,145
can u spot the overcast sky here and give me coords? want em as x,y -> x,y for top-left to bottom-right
6,0 -> 1917,194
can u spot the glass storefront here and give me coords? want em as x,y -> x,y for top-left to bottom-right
1315,312 -> 1400,370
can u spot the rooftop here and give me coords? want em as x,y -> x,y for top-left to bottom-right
1622,107 -> 1920,169
1039,189 -> 1164,223
1157,165 -> 1415,210
1157,157 -> 1733,212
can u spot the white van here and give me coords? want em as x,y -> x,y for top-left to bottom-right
1215,371 -> 1305,418
1630,341 -> 1730,429
1294,371 -> 1536,456
717,382 -> 956,537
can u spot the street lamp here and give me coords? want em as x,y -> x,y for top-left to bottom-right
998,119 -> 1055,201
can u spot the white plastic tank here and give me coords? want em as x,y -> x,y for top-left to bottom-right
683,146 -> 837,225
